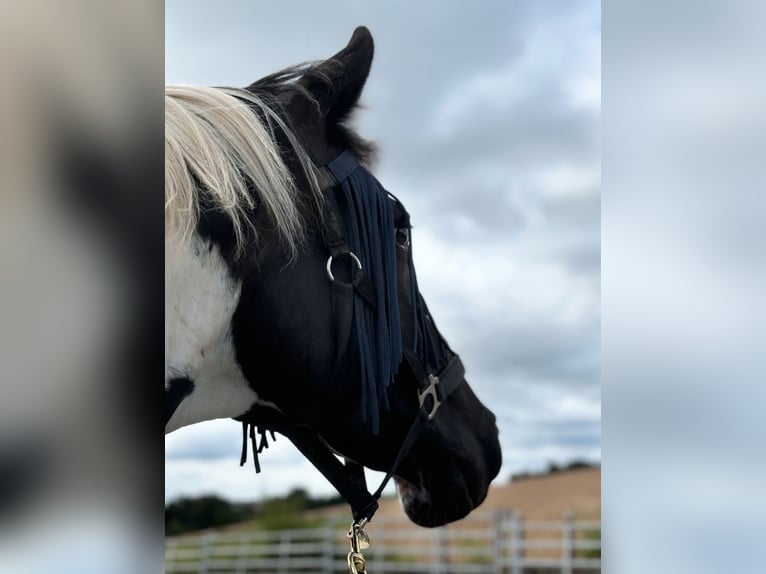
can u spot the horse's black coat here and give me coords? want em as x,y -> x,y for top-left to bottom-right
186,27 -> 501,527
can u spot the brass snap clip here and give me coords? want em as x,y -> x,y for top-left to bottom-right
347,519 -> 371,573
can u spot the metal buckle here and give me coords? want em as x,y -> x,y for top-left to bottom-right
418,374 -> 442,420
326,251 -> 363,283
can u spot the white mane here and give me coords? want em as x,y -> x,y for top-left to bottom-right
164,85 -> 320,259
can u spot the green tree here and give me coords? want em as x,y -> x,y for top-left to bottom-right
165,495 -> 251,535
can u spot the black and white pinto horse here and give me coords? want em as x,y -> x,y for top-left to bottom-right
165,27 -> 501,528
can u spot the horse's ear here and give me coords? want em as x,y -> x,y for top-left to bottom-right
301,26 -> 374,122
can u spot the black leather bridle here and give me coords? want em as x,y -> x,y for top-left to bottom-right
307,150 -> 466,525
239,150 -> 465,527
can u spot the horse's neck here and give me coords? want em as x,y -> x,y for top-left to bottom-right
165,235 -> 256,433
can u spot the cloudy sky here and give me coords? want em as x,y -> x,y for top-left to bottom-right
165,0 -> 600,503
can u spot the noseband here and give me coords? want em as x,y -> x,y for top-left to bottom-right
240,151 -> 465,530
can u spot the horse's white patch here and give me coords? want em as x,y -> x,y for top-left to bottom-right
165,235 -> 272,434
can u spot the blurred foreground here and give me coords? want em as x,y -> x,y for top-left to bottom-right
0,1 -> 162,573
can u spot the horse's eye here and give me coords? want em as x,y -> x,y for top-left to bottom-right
396,228 -> 410,249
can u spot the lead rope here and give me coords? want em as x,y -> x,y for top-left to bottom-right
238,421 -> 373,572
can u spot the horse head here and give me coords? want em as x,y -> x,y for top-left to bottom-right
165,26 -> 501,527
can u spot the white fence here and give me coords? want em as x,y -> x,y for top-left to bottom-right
166,511 -> 601,573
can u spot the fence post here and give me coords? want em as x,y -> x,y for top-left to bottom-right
164,539 -> 174,574
562,511 -> 574,574
510,512 -> 523,574
321,526 -> 334,574
234,533 -> 248,574
493,511 -> 508,574
198,532 -> 213,574
372,526 -> 386,574
432,527 -> 448,574
277,530 -> 291,574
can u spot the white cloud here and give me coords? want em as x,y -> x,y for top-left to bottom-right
539,164 -> 600,199
430,2 -> 600,140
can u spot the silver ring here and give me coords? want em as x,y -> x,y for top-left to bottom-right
326,251 -> 363,282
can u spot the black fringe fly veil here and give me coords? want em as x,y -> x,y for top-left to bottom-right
331,155 -> 401,435
329,152 -> 451,435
